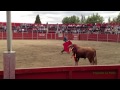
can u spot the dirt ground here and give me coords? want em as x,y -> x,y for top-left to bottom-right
0,40 -> 120,70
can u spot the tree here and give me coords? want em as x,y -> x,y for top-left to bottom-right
111,17 -> 117,23
62,15 -> 80,24
86,13 -> 104,24
34,15 -> 41,24
62,17 -> 70,24
80,15 -> 86,24
108,17 -> 111,23
110,13 -> 120,23
116,13 -> 120,23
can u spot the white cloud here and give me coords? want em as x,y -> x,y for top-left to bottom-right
0,11 -> 120,24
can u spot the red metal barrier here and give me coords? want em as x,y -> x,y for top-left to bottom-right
23,32 -> 32,39
13,33 -> 22,39
38,33 -> 46,39
56,33 -> 63,40
0,65 -> 120,79
1,33 -> 120,42
79,34 -> 88,40
107,34 -> 118,42
98,34 -> 107,41
47,33 -> 52,39
88,34 -> 97,41
65,34 -> 79,40
51,33 -> 55,39
0,33 -> 2,39
32,33 -> 37,39
3,32 -> 6,39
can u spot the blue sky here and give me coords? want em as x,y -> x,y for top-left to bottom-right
0,11 -> 120,24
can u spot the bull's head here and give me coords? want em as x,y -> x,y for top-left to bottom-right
68,44 -> 74,52
68,44 -> 78,53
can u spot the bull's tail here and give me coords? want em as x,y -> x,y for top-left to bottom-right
94,51 -> 97,65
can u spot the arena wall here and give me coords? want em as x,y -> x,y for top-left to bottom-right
0,65 -> 120,79
0,33 -> 120,42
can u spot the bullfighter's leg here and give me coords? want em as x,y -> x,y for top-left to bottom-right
61,49 -> 64,54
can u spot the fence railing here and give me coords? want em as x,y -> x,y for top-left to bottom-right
0,32 -> 120,42
0,65 -> 120,79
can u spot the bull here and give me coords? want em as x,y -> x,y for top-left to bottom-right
69,44 -> 97,66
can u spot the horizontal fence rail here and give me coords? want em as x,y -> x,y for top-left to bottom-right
0,65 -> 120,79
0,32 -> 120,42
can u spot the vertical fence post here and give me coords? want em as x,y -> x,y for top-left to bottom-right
107,34 -> 108,42
51,33 -> 52,39
46,33 -> 47,39
32,30 -> 33,40
97,33 -> 98,41
37,30 -> 38,40
55,33 -> 56,40
22,30 -> 23,40
2,31 -> 3,40
46,22 -> 48,40
117,34 -> 119,43
87,33 -> 88,41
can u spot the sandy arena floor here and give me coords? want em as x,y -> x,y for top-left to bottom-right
0,40 -> 120,70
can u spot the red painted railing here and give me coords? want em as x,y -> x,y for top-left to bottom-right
0,33 -> 120,42
0,65 -> 120,79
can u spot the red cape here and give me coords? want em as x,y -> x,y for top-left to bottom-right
63,40 -> 72,53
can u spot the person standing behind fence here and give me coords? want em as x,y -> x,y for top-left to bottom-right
63,36 -> 68,42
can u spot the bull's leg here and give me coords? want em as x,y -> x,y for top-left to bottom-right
88,58 -> 94,65
75,61 -> 78,66
75,57 -> 79,66
71,53 -> 76,58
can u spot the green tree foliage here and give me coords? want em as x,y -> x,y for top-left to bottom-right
108,17 -> 111,23
62,15 -> 80,24
34,15 -> 41,24
62,17 -> 70,24
85,13 -> 104,24
111,17 -> 117,23
108,13 -> 120,23
116,13 -> 120,23
80,15 -> 86,24
61,13 -> 120,24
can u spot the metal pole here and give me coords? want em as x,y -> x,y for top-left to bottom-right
3,11 -> 15,79
6,11 -> 12,52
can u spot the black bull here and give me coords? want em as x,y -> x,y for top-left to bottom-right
68,44 -> 97,66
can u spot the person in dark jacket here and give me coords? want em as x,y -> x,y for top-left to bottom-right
63,36 -> 68,42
